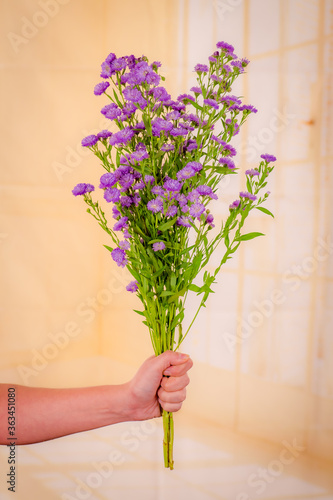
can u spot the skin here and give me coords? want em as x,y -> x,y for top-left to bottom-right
0,351 -> 193,445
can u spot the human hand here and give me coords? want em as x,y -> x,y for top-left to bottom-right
126,351 -> 193,421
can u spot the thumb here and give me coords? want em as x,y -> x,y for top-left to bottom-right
156,350 -> 190,371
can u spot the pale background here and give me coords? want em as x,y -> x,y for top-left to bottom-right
0,0 -> 333,499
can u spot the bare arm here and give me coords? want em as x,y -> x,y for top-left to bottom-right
0,351 -> 192,445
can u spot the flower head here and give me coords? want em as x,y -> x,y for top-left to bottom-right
204,98 -> 219,110
147,198 -> 163,213
216,41 -> 235,53
229,199 -> 240,210
111,248 -> 127,268
94,81 -> 110,96
164,179 -> 182,192
126,280 -> 138,293
245,169 -> 259,177
194,64 -> 209,73
189,203 -> 205,218
152,241 -> 166,251
81,135 -> 98,147
219,157 -> 236,170
109,127 -> 135,146
97,129 -> 112,140
240,191 -> 257,201
261,154 -> 277,163
72,183 -> 95,196
176,165 -> 196,181
113,216 -> 128,231
104,188 -> 121,203
99,172 -> 117,189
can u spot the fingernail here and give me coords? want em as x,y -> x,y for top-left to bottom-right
179,353 -> 190,360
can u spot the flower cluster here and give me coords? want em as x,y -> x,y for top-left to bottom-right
73,43 -> 275,280
72,41 -> 275,470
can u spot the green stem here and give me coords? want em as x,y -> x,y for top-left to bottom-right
162,409 -> 174,470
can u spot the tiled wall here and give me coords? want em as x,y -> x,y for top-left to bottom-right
0,0 -> 332,463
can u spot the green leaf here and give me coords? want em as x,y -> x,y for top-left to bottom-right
116,149 -> 121,167
113,89 -> 122,108
158,217 -> 177,232
134,309 -> 146,317
188,284 -> 201,293
256,206 -> 274,218
235,232 -> 265,241
190,101 -> 203,112
103,245 -> 113,253
160,290 -> 174,297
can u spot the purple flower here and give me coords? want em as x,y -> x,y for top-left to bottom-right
176,193 -> 188,206
112,206 -> 121,218
111,248 -> 127,268
120,195 -> 133,207
187,190 -> 200,203
241,57 -> 250,67
240,191 -> 257,201
119,173 -> 135,190
97,129 -> 112,140
210,75 -> 222,83
194,64 -> 209,73
101,103 -> 121,117
109,127 -> 135,146
81,135 -> 98,147
126,280 -> 138,293
190,86 -> 202,94
119,240 -> 130,250
165,205 -> 178,217
245,168 -> 259,177
219,157 -> 236,170
150,86 -> 171,102
240,104 -> 258,114
223,143 -> 237,156
144,175 -> 155,185
261,154 -> 277,163
177,216 -> 192,227
166,110 -> 181,120
94,81 -> 110,96
178,93 -> 195,103
113,216 -> 128,231
231,60 -> 244,73
181,204 -> 189,213
204,98 -> 219,110
151,185 -> 165,196
100,53 -> 116,78
189,203 -> 205,218
123,87 -> 142,102
216,41 -> 235,53
229,199 -> 240,210
152,241 -> 166,251
169,127 -> 188,137
206,213 -> 215,228
147,198 -> 163,213
161,143 -> 175,152
164,179 -> 182,192
72,183 -> 95,196
151,117 -> 173,136
130,147 -> 149,162
104,188 -> 120,203
196,185 -> 218,199
177,165 -> 196,181
99,172 -> 117,189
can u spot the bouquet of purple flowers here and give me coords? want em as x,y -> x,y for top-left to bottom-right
72,41 -> 275,469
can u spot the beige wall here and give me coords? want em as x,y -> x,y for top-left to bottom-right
0,0 -> 332,464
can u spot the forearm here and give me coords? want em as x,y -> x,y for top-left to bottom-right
0,383 -> 132,445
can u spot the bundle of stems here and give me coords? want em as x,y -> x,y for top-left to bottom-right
72,41 -> 275,468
